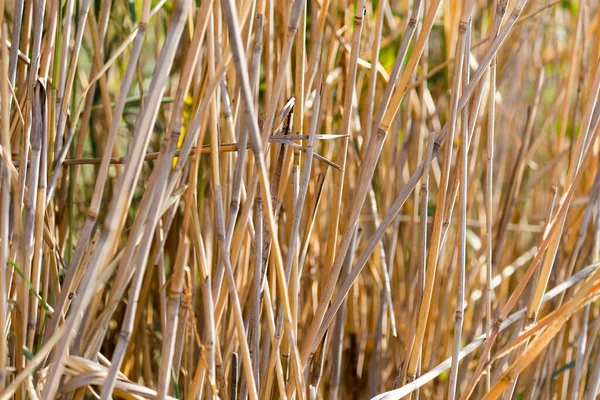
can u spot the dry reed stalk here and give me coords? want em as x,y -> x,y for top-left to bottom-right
329,227 -> 359,400
367,0 -> 422,158
220,0 -> 306,397
97,18 -> 215,395
305,0 -> 533,392
274,77 -> 317,372
7,0 -> 24,84
0,22 -> 10,392
57,139 -> 340,170
222,9 -> 262,257
303,0 -> 331,98
51,0 -> 91,172
157,231 -> 191,399
298,0 -> 434,377
487,24 -> 595,390
402,130 -> 435,388
323,0 -> 366,291
486,68 -> 545,399
186,210 -> 212,398
260,0 -> 306,141
205,14 -> 260,400
484,276 -> 600,399
408,1 -> 471,384
260,280 -> 288,400
585,333 -> 600,399
2,0 -> 599,398
26,79 -> 47,351
463,79 -> 600,400
448,16 -> 472,400
0,324 -> 67,400
42,0 -> 154,344
10,1 -> 45,389
363,0 -> 386,144
40,1 -> 191,397
270,75 -> 320,399
482,0 -> 505,392
526,51 -> 600,325
240,197 -> 262,399
372,260 -> 600,399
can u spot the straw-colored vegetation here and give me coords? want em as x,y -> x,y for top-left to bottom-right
1,0 -> 600,398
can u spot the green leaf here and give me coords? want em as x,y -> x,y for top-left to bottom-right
552,360 -> 575,378
8,258 -> 54,315
23,346 -> 34,361
129,0 -> 137,23
171,369 -> 181,399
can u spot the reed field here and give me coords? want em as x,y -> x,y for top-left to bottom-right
1,0 -> 600,398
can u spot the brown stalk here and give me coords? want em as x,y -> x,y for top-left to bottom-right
0,22 -> 10,392
448,15 -> 473,400
526,49 -> 600,324
2,1 -> 596,398
321,0 -> 367,339
462,74 -> 600,400
371,260 -> 600,399
42,0 -> 155,343
298,0 -> 435,378
26,79 -> 47,350
220,0 -> 306,396
484,277 -> 600,399
41,1 -> 191,397
409,1 -> 470,383
299,0 -> 530,386
52,0 -> 91,166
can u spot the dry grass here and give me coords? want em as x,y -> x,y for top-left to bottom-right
1,0 -> 600,399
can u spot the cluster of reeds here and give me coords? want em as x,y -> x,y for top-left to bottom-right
1,0 -> 600,398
